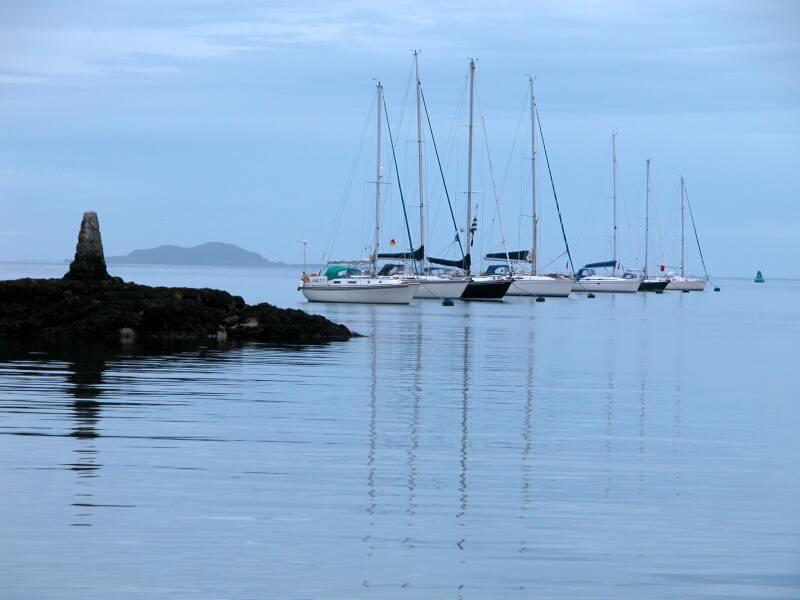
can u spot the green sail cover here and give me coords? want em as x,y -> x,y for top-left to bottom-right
325,266 -> 362,280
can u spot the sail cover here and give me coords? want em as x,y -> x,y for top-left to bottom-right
582,260 -> 617,269
428,254 -> 470,271
576,260 -> 618,280
325,265 -> 362,280
377,245 -> 424,260
485,250 -> 531,261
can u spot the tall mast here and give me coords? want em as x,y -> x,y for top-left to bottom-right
680,176 -> 686,277
612,132 -> 618,276
466,59 -> 475,276
529,77 -> 538,275
414,51 -> 425,271
644,158 -> 650,279
373,82 -> 383,276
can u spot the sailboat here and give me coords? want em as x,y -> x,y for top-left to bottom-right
572,132 -> 640,293
665,177 -> 707,291
635,158 -> 669,292
299,82 -> 417,304
485,78 -> 573,298
428,59 -> 511,301
377,51 -> 468,300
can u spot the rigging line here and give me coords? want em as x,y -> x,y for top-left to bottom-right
476,91 -> 512,269
324,97 -> 375,262
539,249 -> 568,271
683,183 -> 711,281
383,94 -> 418,273
649,171 -> 668,269
535,109 -> 576,276
435,73 -> 469,213
420,86 -> 464,258
499,86 -> 529,199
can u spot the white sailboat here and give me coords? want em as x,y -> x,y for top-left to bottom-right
378,51 -> 468,300
428,59 -> 511,300
666,177 -> 708,291
299,82 -> 417,304
572,132 -> 639,293
496,78 -> 572,298
636,159 -> 670,292
301,266 -> 416,304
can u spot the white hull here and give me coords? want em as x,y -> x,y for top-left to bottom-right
412,278 -> 468,299
572,277 -> 640,293
666,277 -> 707,291
300,281 -> 416,304
508,276 -> 572,297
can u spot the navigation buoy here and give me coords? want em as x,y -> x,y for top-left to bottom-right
536,297 -> 545,303
442,298 -> 454,306
587,292 -> 596,299
755,271 -> 765,283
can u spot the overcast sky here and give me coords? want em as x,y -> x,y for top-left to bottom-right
1,0 -> 798,276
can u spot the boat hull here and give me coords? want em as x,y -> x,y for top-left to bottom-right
460,278 -> 512,301
638,278 -> 670,292
412,278 -> 469,299
666,277 -> 707,291
301,283 -> 416,304
508,276 -> 572,297
572,278 -> 640,293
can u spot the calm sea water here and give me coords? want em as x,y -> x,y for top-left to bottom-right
1,262 -> 798,599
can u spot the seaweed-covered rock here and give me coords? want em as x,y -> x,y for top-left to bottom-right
0,278 -> 354,343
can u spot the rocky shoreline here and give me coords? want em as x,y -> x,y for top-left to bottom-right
0,212 -> 356,344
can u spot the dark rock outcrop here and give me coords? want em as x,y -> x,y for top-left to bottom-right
0,278 -> 353,343
1,212 -> 356,344
64,211 -> 110,281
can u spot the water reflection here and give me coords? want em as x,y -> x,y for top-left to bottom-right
406,321 -> 421,523
519,328 -> 535,556
365,311 -> 377,558
66,349 -> 105,526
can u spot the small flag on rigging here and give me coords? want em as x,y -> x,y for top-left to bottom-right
389,238 -> 397,247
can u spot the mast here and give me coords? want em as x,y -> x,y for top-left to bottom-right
644,158 -> 650,279
529,77 -> 538,275
373,82 -> 383,276
466,59 -> 475,276
680,176 -> 686,277
414,51 -> 425,271
612,132 -> 618,276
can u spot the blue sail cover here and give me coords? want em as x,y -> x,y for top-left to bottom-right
583,260 -> 617,269
429,253 -> 470,271
485,250 -> 531,261
378,245 -> 424,260
576,260 -> 617,280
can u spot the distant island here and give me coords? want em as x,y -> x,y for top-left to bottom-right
107,242 -> 286,267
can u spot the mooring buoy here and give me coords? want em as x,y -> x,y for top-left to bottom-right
682,289 -> 690,293
587,292 -> 596,299
714,286 -> 720,292
536,297 -> 545,303
442,298 -> 454,306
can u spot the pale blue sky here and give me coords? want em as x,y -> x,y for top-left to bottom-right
1,1 -> 798,276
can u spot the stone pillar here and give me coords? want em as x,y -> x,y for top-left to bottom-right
64,211 -> 111,281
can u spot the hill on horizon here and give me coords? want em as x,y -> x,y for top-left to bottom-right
107,242 -> 286,267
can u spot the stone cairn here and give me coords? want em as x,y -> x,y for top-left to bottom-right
64,211 -> 111,281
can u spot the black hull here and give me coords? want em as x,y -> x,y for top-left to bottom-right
460,280 -> 512,300
638,279 -> 669,292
